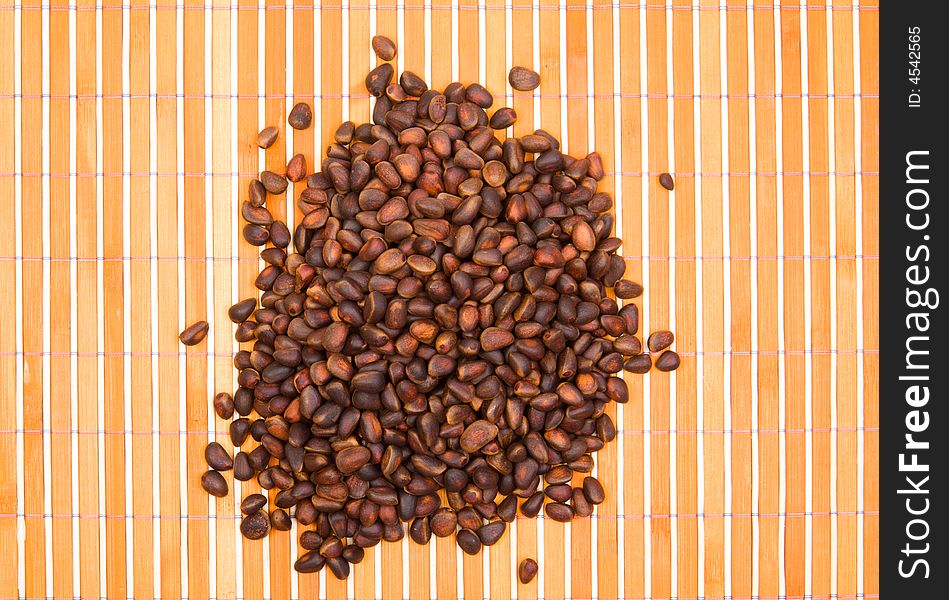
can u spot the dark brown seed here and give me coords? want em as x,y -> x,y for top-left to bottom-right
201,470 -> 228,497
623,354 -> 652,374
365,63 -> 394,97
489,107 -> 517,130
248,179 -> 266,207
213,392 -> 235,420
287,153 -> 307,182
659,172 -> 675,190
480,327 -> 514,352
431,508 -> 458,537
400,71 -> 428,97
520,492 -> 545,518
294,550 -> 326,573
518,558 -> 538,584
205,442 -> 233,471
654,350 -> 681,372
466,83 -> 494,108
228,298 -> 256,323
456,529 -> 482,555
371,35 -> 397,61
336,445 -> 372,473
343,545 -> 365,564
613,279 -> 643,299
582,476 -> 605,504
271,509 -> 292,531
240,510 -> 271,540
648,330 -> 675,353
544,502 -> 574,522
571,220 -> 596,252
509,66 -> 541,91
256,126 -> 278,149
240,494 -> 267,516
571,487 -> 593,517
327,556 -> 350,579
409,516 -> 432,544
477,521 -> 506,546
260,170 -> 289,195
459,420 -> 499,453
179,321 -> 209,346
288,102 -> 313,130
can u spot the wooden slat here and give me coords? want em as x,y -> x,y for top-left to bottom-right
129,1 -> 155,597
458,0 -> 479,84
725,2 -> 753,597
779,3 -> 807,598
672,2 -> 698,599
403,1 -> 430,595
565,2 -> 592,596
805,3 -> 832,597
48,1 -> 74,595
374,3 -> 404,598
752,4 -> 781,599
832,3 -> 859,598
20,1 -> 47,597
510,1 -> 538,598
103,0 -> 129,596
618,3 -> 644,599
20,0 -> 45,592
403,0 -> 425,75
211,0 -> 236,598
859,3 -> 880,599
537,1 -> 565,597
430,9 -> 457,600
698,1 -> 725,597
485,4 -> 510,597
294,3 -> 319,598
264,0 -> 292,596
592,0 -> 618,598
77,0 -> 102,597
349,2 -> 376,596
237,0 -> 265,596
431,0 -> 452,90
0,0 -> 17,596
183,2 -> 210,598
156,1 -> 183,596
645,0 -> 671,596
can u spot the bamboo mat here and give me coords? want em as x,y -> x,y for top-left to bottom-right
0,0 -> 879,598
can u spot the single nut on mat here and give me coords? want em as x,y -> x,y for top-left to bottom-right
256,126 -> 278,149
259,170 -> 288,195
240,510 -> 271,540
655,350 -> 681,372
178,320 -> 208,346
199,45 -> 682,578
204,441 -> 233,471
200,470 -> 228,497
287,102 -> 312,130
212,392 -> 235,420
286,153 -> 307,182
647,330 -> 675,353
508,66 -> 541,91
659,171 -> 675,190
371,35 -> 397,61
518,558 -> 538,584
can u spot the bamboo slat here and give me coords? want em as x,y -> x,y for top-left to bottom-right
806,3 -> 833,597
860,4 -> 880,600
0,0 -> 16,597
780,3 -> 807,598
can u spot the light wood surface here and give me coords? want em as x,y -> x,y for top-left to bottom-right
1,2 -> 878,598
